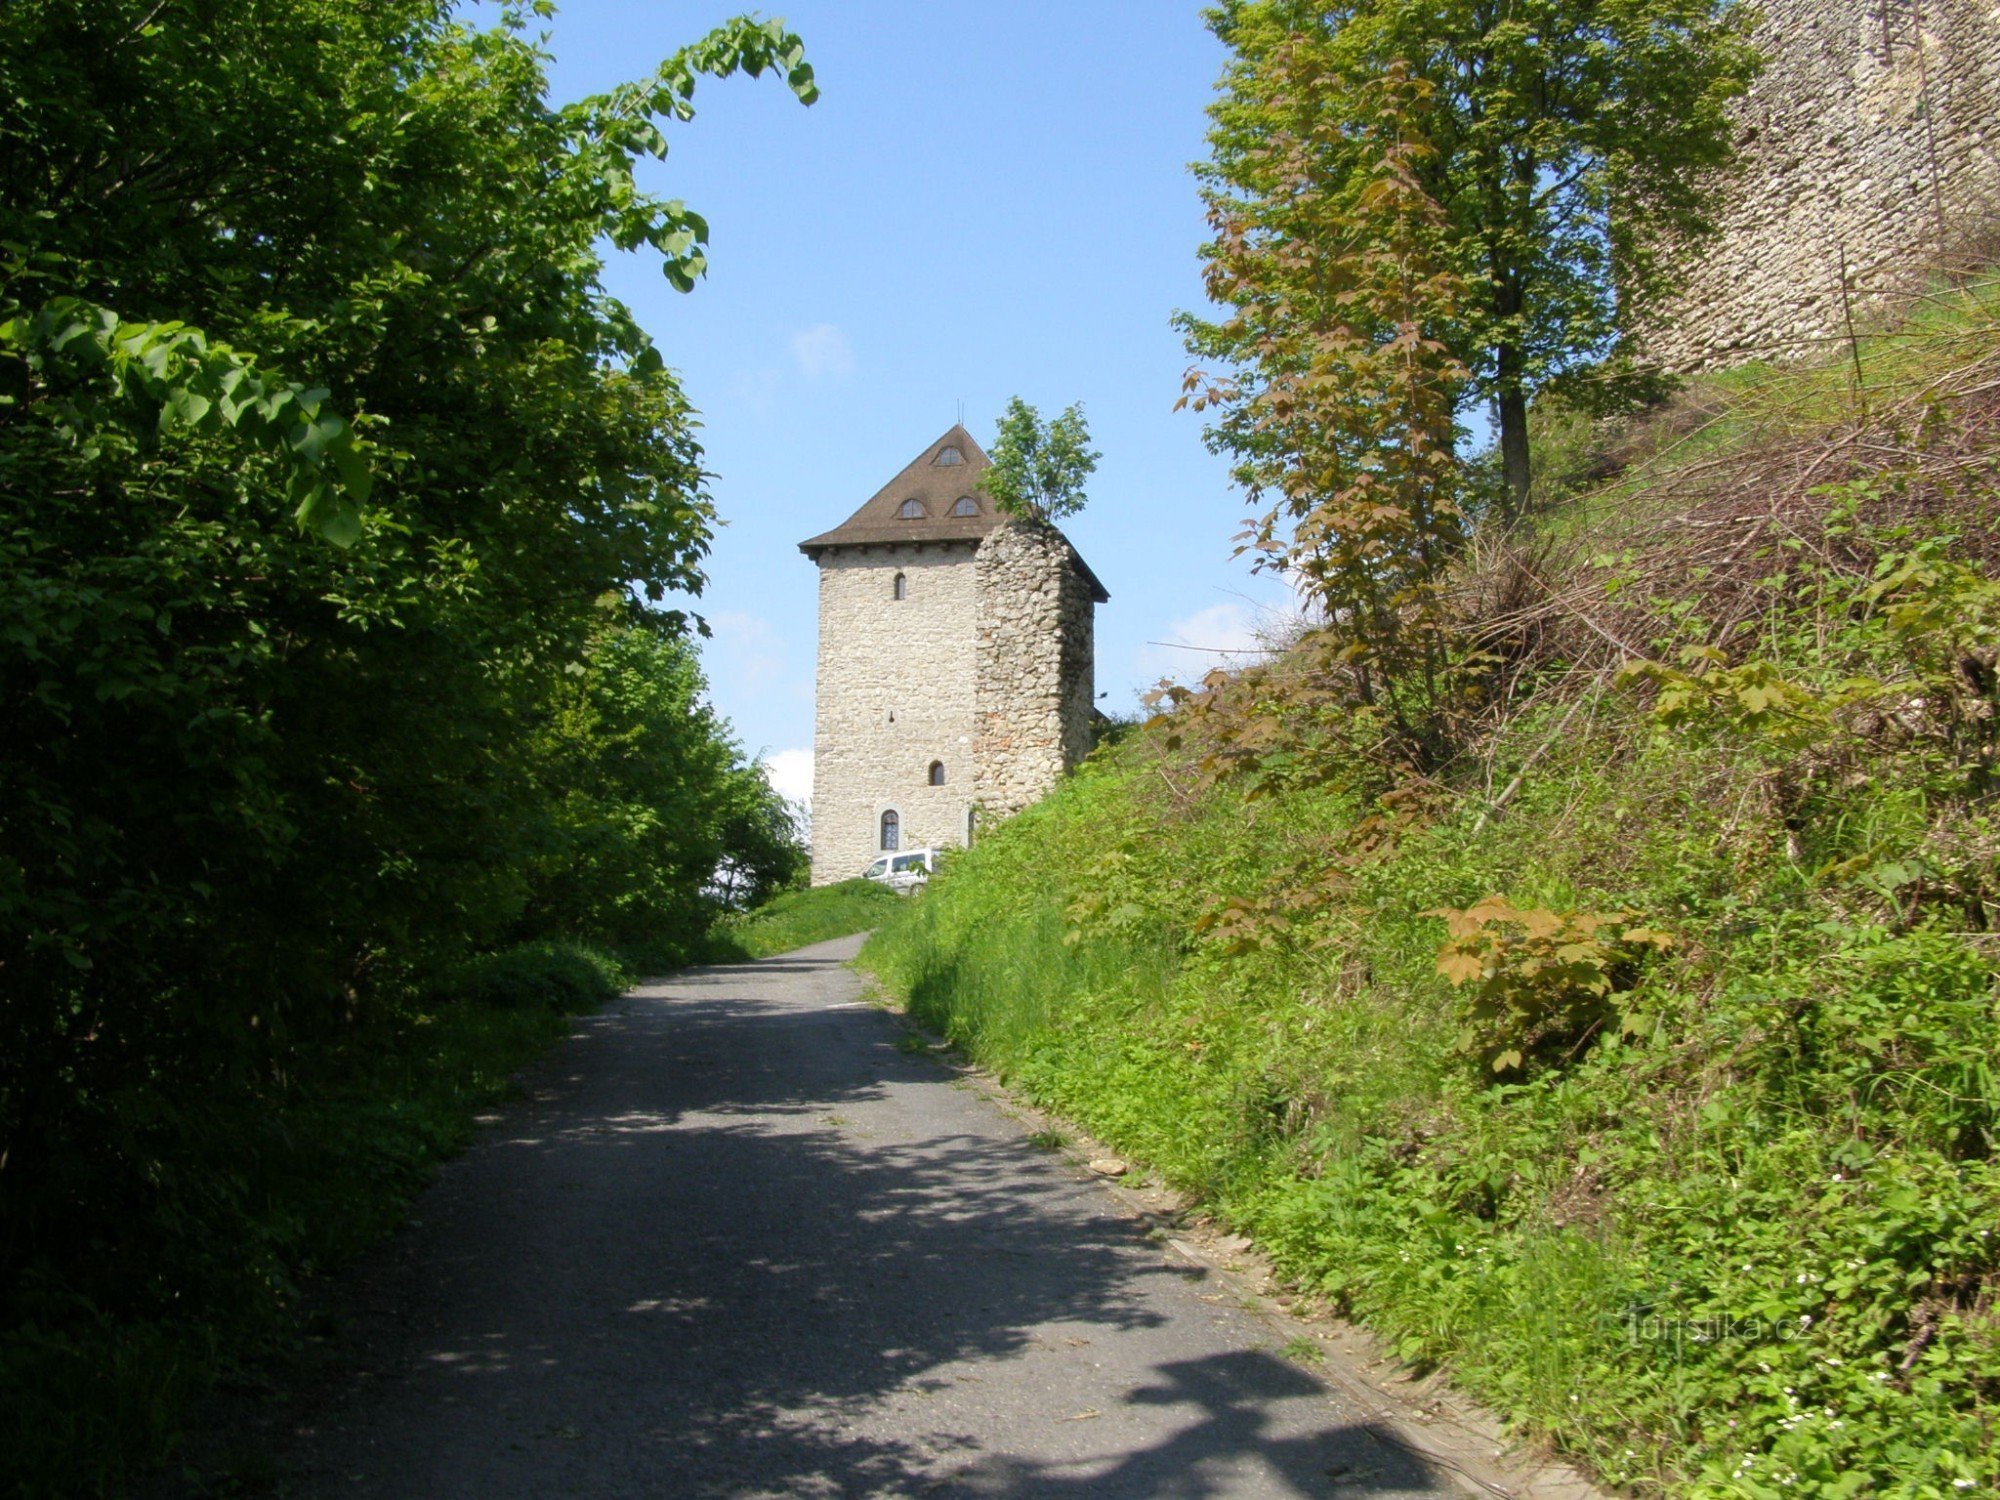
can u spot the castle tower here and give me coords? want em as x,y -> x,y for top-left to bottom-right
798,425 -> 1108,886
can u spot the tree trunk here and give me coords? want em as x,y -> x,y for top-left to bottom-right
1497,379 -> 1531,522
1491,260 -> 1532,522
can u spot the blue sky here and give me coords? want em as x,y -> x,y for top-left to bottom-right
538,1 -> 1298,807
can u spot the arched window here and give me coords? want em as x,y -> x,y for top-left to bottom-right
893,572 -> 907,600
928,760 -> 946,786
965,806 -> 977,845
934,446 -> 963,466
951,496 -> 979,517
880,810 -> 900,851
898,498 -> 925,519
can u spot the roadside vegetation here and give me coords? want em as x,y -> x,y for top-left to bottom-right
870,9 -> 2000,1488
711,880 -> 905,961
0,3 -> 814,1493
867,271 -> 2000,1496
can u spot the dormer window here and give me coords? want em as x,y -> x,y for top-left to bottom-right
951,496 -> 979,517
934,446 -> 963,466
898,498 -> 925,519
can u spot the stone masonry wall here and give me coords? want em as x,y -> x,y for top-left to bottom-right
808,543 -> 980,885
972,522 -> 1096,820
1647,0 -> 2000,372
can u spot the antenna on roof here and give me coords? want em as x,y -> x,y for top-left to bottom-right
956,397 -> 964,427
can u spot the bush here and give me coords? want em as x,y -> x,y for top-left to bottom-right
449,941 -> 631,1012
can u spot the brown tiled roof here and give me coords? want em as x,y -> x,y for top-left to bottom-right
798,424 -> 999,551
799,423 -> 1109,602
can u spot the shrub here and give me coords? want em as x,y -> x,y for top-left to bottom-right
1430,897 -> 1674,1075
449,941 -> 630,1012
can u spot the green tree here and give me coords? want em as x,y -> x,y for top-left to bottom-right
0,0 -> 812,1384
1174,65 -> 1471,767
521,606 -> 805,950
978,396 -> 1100,523
1188,0 -> 1759,520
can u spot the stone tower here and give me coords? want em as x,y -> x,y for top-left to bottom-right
798,425 -> 1108,886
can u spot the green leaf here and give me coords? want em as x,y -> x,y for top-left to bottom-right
294,480 -> 363,547
332,440 -> 374,506
165,386 -> 213,429
294,412 -> 347,465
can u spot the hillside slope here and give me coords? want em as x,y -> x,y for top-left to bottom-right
864,278 -> 2000,1497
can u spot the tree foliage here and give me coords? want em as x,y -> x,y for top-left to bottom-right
978,396 -> 1100,523
1174,65 -> 1473,766
0,0 -> 809,1390
1170,1 -> 1758,776
1187,0 -> 1760,519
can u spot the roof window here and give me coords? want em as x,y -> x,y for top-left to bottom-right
934,446 -> 964,466
898,498 -> 925,519
951,496 -> 979,517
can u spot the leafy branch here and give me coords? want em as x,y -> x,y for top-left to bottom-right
560,16 -> 818,292
1,293 -> 376,544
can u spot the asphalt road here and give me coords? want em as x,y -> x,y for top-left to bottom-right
285,934 -> 1453,1499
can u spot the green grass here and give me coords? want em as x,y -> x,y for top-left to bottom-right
710,878 -> 905,960
862,284 -> 2000,1499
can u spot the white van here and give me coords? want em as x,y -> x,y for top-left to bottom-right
862,848 -> 936,892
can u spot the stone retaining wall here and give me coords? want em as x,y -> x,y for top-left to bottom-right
1646,0 -> 2000,372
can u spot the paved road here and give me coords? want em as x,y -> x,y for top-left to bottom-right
286,935 -> 1451,1499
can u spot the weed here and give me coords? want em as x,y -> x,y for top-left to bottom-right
449,940 -> 631,1011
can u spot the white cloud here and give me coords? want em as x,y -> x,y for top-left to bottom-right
1135,601 -> 1291,685
790,322 -> 854,379
761,748 -> 814,810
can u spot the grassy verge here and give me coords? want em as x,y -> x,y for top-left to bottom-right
863,280 -> 2000,1498
0,940 -> 629,1499
710,878 -> 905,959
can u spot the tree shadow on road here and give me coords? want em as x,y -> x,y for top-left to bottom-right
277,961 -> 1444,1498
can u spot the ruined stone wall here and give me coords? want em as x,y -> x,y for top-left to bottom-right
1647,0 -> 2000,372
972,521 -> 1097,820
808,543 -> 979,885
